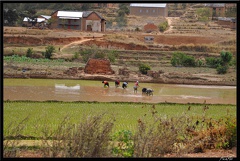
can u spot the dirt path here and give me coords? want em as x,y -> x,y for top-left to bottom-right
60,38 -> 93,52
164,17 -> 179,34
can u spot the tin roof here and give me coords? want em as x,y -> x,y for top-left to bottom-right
130,3 -> 167,8
82,11 -> 105,20
23,17 -> 46,22
205,3 -> 225,8
57,11 -> 83,18
40,15 -> 51,19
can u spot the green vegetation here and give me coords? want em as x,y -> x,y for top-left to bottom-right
115,3 -> 129,27
26,48 -> 33,58
4,101 -> 236,157
79,46 -> 118,63
44,45 -> 55,59
139,63 -> 151,74
4,55 -> 64,63
206,51 -> 233,74
196,8 -> 211,22
171,52 -> 196,67
158,21 -> 169,32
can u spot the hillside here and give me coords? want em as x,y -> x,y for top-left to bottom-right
3,3 -> 236,86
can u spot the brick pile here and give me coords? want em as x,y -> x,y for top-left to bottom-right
84,58 -> 115,75
143,23 -> 158,32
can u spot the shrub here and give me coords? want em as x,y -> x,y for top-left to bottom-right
182,55 -> 196,67
158,21 -> 168,32
40,113 -> 115,157
80,49 -> 92,63
107,50 -> 118,63
94,52 -> 105,59
205,57 -> 221,68
73,52 -> 80,59
196,59 -> 203,67
220,51 -> 232,65
171,52 -> 196,67
26,48 -> 33,58
44,45 -> 55,59
112,130 -> 134,157
139,63 -> 151,74
206,51 -> 233,74
216,65 -> 228,74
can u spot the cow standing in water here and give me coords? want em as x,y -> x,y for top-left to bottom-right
142,87 -> 154,96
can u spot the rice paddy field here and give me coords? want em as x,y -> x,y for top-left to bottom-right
4,101 -> 236,138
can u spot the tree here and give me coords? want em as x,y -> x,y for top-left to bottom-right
26,48 -> 33,57
119,3 -> 130,15
81,4 -> 92,11
3,8 -> 19,26
220,51 -> 232,65
44,45 -> 55,59
139,63 -> 151,75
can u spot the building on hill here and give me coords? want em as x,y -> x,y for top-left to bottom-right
205,3 -> 225,18
50,10 -> 106,32
217,17 -> 236,29
129,3 -> 168,17
22,17 -> 47,28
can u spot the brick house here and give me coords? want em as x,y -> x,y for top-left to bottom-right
206,3 -> 225,17
50,10 -> 106,32
130,3 -> 168,17
217,17 -> 236,29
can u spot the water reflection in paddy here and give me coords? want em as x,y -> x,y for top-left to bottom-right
3,79 -> 236,105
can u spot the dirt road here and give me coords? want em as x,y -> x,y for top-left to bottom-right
60,38 -> 93,51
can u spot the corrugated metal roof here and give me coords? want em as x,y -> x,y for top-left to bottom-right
82,11 -> 105,20
59,17 -> 80,19
205,3 -> 225,8
57,11 -> 83,18
41,15 -> 51,19
23,17 -> 46,22
130,3 -> 167,8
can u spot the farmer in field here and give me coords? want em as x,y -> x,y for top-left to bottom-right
133,81 -> 140,93
122,82 -> 128,89
115,80 -> 120,88
102,80 -> 109,88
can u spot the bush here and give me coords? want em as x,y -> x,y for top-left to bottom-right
216,65 -> 228,74
139,63 -> 151,74
205,57 -> 221,68
26,48 -> 33,58
206,51 -> 233,74
107,50 -> 118,63
220,51 -> 232,65
158,21 -> 168,32
171,52 -> 196,67
44,45 -> 55,59
73,52 -> 80,59
112,130 -> 134,157
94,52 -> 105,59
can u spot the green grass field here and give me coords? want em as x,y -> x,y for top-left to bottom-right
4,101 -> 236,138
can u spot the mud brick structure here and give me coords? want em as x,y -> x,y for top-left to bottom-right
84,58 -> 115,75
144,23 -> 158,33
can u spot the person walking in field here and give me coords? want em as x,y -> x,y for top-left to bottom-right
102,81 -> 109,88
133,81 -> 140,93
122,82 -> 128,89
115,80 -> 120,88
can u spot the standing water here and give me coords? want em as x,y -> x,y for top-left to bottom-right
3,78 -> 236,105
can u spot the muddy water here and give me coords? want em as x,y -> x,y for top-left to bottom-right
3,79 -> 236,105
